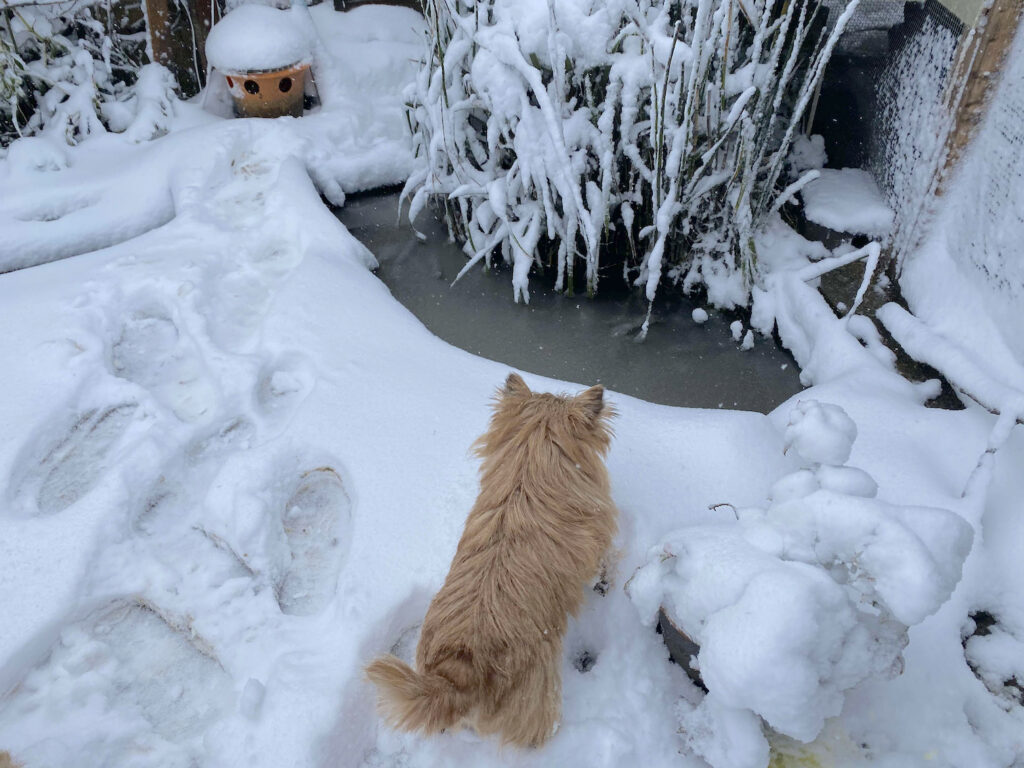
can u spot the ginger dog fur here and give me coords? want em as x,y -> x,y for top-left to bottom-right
366,373 -> 617,747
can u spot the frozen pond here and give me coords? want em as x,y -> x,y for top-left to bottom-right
335,191 -> 804,412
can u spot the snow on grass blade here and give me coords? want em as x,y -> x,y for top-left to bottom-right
404,0 -> 856,308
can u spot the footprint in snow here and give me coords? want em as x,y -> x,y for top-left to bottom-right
255,355 -> 315,426
110,302 -> 218,423
9,402 -> 137,516
197,241 -> 302,354
185,416 -> 257,465
0,600 -> 233,767
389,622 -> 423,665
207,153 -> 273,230
572,648 -> 598,674
276,467 -> 352,616
132,479 -> 255,587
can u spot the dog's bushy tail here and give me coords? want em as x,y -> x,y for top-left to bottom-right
365,655 -> 471,734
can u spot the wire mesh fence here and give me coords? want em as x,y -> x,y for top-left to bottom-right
811,0 -> 987,261
821,0 -> 1024,349
945,25 -> 1024,311
868,0 -> 963,259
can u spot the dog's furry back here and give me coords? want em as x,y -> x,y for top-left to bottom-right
366,373 -> 617,747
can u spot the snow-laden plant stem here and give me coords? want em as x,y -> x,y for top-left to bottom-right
1,0 -> 148,146
403,0 -> 857,311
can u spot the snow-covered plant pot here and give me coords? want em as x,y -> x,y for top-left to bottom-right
627,400 -> 974,768
223,63 -> 311,118
206,5 -> 313,119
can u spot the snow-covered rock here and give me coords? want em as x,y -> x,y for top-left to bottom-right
783,399 -> 857,466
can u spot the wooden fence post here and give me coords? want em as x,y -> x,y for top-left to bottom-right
192,0 -> 218,74
144,0 -> 175,71
943,0 -> 1024,175
144,0 -> 220,94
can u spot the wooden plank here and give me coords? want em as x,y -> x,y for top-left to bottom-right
943,0 -> 1024,175
144,0 -> 218,94
333,0 -> 422,12
191,0 -> 219,75
143,0 -> 174,70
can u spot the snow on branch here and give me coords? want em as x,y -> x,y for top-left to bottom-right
877,303 -> 1024,424
797,240 -> 880,282
877,302 -> 1024,501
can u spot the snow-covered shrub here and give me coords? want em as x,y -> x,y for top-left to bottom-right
627,400 -> 973,768
402,0 -> 858,309
1,0 -> 153,147
115,61 -> 178,141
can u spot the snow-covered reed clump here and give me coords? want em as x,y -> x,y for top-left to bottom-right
627,400 -> 973,768
403,0 -> 858,310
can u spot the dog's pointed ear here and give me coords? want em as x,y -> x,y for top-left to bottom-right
576,384 -> 605,419
503,372 -> 531,398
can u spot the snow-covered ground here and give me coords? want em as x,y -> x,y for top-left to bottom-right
0,5 -> 1022,768
0,3 -> 423,273
800,168 -> 895,237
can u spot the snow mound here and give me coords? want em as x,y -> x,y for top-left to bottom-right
4,137 -> 68,174
800,168 -> 894,236
628,401 -> 973,768
206,5 -> 312,73
783,399 -> 857,466
122,64 -> 178,143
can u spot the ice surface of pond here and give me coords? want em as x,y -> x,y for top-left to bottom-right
336,191 -> 804,412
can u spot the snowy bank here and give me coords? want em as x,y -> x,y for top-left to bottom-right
0,135 -> 794,765
1,5 -> 1023,767
1,123 -> 1021,765
0,3 -> 426,273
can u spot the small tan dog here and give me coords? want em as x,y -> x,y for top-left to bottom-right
366,373 -> 617,747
